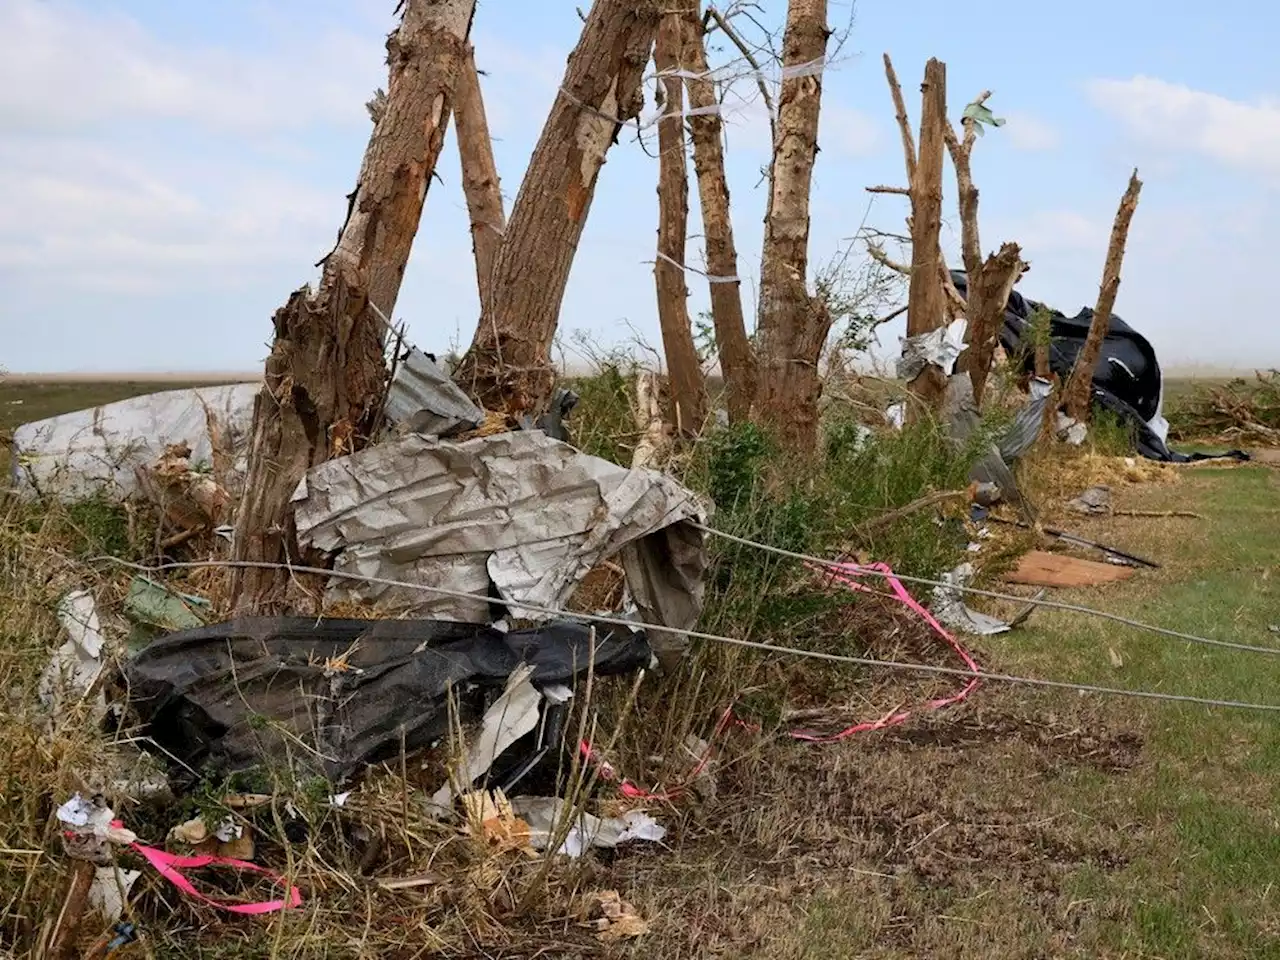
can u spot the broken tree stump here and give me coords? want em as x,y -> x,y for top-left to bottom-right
233,0 -> 476,614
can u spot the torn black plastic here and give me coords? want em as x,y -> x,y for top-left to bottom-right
123,617 -> 652,784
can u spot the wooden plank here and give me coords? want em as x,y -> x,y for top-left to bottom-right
1003,550 -> 1136,588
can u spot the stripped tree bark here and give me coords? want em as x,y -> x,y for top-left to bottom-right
902,58 -> 949,412
683,0 -> 754,424
945,95 -> 1027,405
455,0 -> 660,416
1064,169 -> 1143,422
454,43 -> 506,318
653,7 -> 708,437
752,0 -> 831,455
232,0 -> 475,614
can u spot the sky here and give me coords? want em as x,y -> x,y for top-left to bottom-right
2,0 -> 1278,373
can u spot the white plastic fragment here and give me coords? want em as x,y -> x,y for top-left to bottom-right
1056,412 -> 1088,446
655,250 -> 739,284
512,798 -> 666,859
38,591 -> 107,716
10,383 -> 258,501
780,56 -> 827,80
89,866 -> 142,923
431,666 -> 542,809
56,793 -> 106,829
57,793 -> 137,856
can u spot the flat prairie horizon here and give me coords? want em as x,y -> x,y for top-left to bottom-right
0,363 -> 1266,383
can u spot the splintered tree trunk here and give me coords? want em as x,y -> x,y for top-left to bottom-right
752,0 -> 830,456
683,0 -> 754,424
454,43 -> 506,317
232,0 -> 475,614
904,58 -> 948,413
963,242 -> 1025,404
1065,169 -> 1143,422
455,0 -> 659,415
653,8 -> 708,437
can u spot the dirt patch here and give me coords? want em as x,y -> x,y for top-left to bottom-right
613,690 -> 1144,957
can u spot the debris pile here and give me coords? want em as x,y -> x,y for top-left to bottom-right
1167,370 -> 1280,444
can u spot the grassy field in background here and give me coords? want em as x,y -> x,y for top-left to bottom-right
1,374 -> 1277,956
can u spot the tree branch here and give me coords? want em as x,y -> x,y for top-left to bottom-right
882,53 -> 917,184
707,5 -> 776,146
867,184 -> 911,196
867,242 -> 911,276
943,91 -> 992,279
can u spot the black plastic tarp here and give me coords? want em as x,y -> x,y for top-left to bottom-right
951,271 -> 1246,463
123,617 -> 652,783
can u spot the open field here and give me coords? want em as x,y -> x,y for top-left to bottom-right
2,376 -> 1278,957
0,373 -> 1250,436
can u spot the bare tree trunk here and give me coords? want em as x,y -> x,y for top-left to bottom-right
232,0 -> 474,614
653,9 -> 708,438
683,1 -> 754,424
904,58 -> 948,413
1064,169 -> 1143,422
454,43 -> 505,318
752,0 -> 831,456
455,0 -> 659,415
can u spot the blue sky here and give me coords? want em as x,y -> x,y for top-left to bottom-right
2,0 -> 1277,373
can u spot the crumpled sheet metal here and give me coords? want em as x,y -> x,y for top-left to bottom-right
293,431 -> 708,660
385,347 -> 484,437
10,383 -> 258,501
997,377 -> 1054,462
931,564 -> 1010,636
897,319 -> 968,381
943,375 -> 1035,523
512,797 -> 666,858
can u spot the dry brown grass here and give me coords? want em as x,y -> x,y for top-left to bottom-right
4,375 -> 1277,958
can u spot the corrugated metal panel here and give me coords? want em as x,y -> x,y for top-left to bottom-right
384,347 -> 483,436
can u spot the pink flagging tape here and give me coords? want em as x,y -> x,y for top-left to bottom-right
130,842 -> 303,915
582,560 -> 982,796
789,560 -> 981,742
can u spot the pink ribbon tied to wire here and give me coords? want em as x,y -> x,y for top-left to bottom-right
581,559 -> 982,799
792,559 -> 982,742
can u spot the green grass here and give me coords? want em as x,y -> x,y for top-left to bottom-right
976,464 -> 1280,957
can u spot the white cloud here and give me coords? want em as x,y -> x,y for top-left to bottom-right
0,0 -> 386,297
1087,75 -> 1280,178
0,139 -> 339,293
1003,111 -> 1060,152
0,0 -> 380,136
